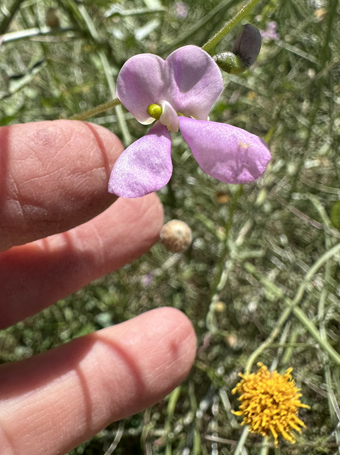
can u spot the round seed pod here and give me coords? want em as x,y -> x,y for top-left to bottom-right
160,220 -> 192,253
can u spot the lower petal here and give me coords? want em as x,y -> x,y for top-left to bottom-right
179,117 -> 271,184
108,123 -> 172,198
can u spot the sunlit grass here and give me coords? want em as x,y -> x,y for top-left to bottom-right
1,0 -> 340,453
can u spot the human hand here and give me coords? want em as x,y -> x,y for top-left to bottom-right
0,120 -> 196,455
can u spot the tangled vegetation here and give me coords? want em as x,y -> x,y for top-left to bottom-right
1,0 -> 340,453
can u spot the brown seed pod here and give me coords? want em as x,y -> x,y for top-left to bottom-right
160,220 -> 192,253
46,8 -> 60,29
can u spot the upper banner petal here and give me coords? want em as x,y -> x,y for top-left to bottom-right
108,123 -> 172,198
179,117 -> 271,184
165,46 -> 223,120
116,54 -> 168,124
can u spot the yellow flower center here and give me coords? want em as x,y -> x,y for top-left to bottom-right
232,363 -> 310,446
147,103 -> 162,120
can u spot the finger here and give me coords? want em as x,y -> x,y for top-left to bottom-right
0,120 -> 123,251
0,307 -> 197,455
0,194 -> 163,328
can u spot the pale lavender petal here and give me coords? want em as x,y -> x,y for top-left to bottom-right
116,54 -> 168,124
165,45 -> 223,120
179,117 -> 271,184
108,123 -> 172,198
160,100 -> 179,132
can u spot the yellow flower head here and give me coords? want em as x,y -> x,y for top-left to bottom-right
232,363 -> 310,446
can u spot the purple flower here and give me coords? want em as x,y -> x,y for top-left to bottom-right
261,22 -> 280,41
141,272 -> 154,287
108,45 -> 271,198
175,1 -> 189,19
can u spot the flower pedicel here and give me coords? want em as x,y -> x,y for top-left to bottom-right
108,45 -> 271,198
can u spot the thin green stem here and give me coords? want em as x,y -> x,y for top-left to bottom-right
291,306 -> 340,365
202,0 -> 264,54
311,195 -> 339,437
270,320 -> 291,372
234,426 -> 249,455
281,328 -> 299,366
206,186 -> 243,332
106,7 -> 166,18
77,4 -> 131,144
259,437 -> 269,455
164,386 -> 181,455
1,26 -> 75,44
214,185 -> 243,292
70,99 -> 122,121
160,0 -> 233,55
243,292 -> 292,373
290,1 -> 336,194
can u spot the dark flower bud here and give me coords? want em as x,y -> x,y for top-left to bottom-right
232,24 -> 262,67
214,24 -> 261,74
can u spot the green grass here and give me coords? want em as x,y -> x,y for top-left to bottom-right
1,0 -> 340,453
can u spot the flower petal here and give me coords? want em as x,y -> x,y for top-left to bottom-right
165,45 -> 223,120
116,54 -> 167,124
108,123 -> 172,198
160,100 -> 179,133
179,117 -> 271,184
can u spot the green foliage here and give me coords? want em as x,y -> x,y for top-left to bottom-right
1,0 -> 340,453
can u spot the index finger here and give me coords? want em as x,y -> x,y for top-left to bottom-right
0,120 -> 123,251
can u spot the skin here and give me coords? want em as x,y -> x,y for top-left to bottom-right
0,120 -> 197,455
